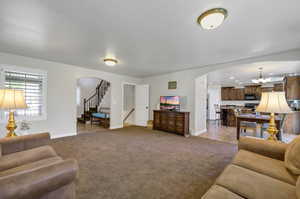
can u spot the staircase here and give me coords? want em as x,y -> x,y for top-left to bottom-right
77,80 -> 110,123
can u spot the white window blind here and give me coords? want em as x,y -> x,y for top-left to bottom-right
5,71 -> 44,117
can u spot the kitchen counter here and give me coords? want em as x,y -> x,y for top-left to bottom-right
220,106 -> 254,127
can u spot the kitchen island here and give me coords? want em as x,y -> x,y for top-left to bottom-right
220,105 -> 254,127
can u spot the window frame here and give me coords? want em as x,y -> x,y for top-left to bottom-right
0,65 -> 47,122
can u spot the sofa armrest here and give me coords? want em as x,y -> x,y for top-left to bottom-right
238,137 -> 288,161
0,133 -> 50,156
0,159 -> 78,199
0,146 -> 57,172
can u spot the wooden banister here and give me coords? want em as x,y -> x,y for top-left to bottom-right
123,108 -> 135,123
83,80 -> 110,119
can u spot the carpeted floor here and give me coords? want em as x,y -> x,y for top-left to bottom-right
50,126 -> 237,199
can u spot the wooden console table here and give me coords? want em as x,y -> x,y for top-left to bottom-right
153,110 -> 189,136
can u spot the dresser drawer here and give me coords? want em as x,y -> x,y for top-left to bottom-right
152,110 -> 189,136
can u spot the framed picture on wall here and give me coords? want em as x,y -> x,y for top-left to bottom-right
168,81 -> 177,90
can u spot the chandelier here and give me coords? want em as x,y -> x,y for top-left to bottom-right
251,67 -> 271,84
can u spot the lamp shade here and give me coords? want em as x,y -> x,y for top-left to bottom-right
256,92 -> 292,114
0,89 -> 28,110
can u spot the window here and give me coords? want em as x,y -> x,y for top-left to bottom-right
0,66 -> 47,121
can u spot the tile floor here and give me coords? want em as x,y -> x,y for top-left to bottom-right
77,122 -> 108,134
199,120 -> 298,144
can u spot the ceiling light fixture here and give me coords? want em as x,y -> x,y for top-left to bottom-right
252,67 -> 271,84
197,8 -> 228,30
104,58 -> 118,66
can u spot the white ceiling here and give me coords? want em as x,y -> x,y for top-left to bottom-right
0,0 -> 300,77
207,61 -> 300,87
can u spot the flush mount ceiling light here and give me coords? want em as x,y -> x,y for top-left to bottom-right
197,8 -> 228,30
104,58 -> 118,66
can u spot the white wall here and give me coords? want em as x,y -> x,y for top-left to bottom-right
143,49 -> 300,134
0,52 -> 141,138
1,49 -> 299,138
100,86 -> 111,109
123,84 -> 135,124
208,86 -> 221,120
194,75 -> 207,135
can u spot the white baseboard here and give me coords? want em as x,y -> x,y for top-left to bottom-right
191,129 -> 207,136
51,132 -> 77,139
109,125 -> 123,130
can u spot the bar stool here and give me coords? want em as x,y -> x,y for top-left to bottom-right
214,104 -> 221,126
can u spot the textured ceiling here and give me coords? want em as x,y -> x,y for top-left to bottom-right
207,61 -> 300,87
0,0 -> 300,77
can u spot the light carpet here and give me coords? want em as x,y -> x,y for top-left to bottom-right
50,126 -> 237,199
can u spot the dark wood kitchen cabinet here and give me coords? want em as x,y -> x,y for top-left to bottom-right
243,85 -> 261,99
235,88 -> 245,100
221,87 -> 233,100
244,86 -> 256,95
273,83 -> 284,92
153,110 -> 189,136
285,76 -> 300,100
228,88 -> 237,100
254,86 -> 262,99
261,87 -> 273,93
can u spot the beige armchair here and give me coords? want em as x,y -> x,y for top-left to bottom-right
0,133 -> 78,199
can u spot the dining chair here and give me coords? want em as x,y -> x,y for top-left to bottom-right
214,104 -> 221,126
234,109 -> 258,135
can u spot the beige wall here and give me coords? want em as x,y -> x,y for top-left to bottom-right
143,49 -> 300,134
0,52 -> 141,138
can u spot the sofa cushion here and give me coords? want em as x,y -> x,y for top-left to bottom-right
216,165 -> 296,199
0,146 -> 57,172
232,150 -> 297,185
285,136 -> 300,175
297,177 -> 300,199
0,156 -> 62,178
201,185 -> 244,199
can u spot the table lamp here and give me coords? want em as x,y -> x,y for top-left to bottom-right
0,89 -> 28,137
256,92 -> 292,141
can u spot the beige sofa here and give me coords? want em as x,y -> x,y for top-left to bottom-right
0,133 -> 78,199
202,136 -> 300,199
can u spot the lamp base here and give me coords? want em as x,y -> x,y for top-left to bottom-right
266,113 -> 278,141
6,111 -> 17,137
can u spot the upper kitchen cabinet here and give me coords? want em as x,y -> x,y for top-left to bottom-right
235,88 -> 245,100
261,87 -> 273,93
221,87 -> 234,100
244,85 -> 261,99
285,76 -> 300,100
273,83 -> 284,92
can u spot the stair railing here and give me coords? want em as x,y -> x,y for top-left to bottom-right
83,80 -> 110,117
123,108 -> 135,123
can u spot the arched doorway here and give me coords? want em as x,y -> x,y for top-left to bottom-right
76,77 -> 111,134
194,61 -> 300,143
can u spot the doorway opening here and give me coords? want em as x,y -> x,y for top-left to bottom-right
122,83 -> 150,128
123,84 -> 136,127
196,61 -> 300,144
76,77 -> 111,134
